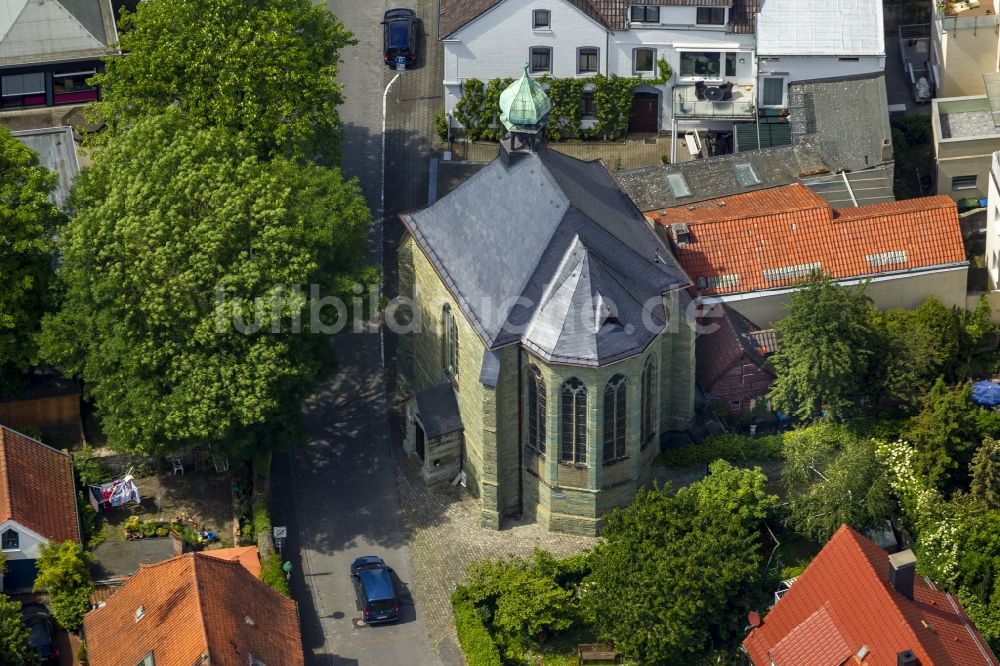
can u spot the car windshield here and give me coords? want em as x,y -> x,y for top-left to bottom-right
369,598 -> 396,611
27,620 -> 50,648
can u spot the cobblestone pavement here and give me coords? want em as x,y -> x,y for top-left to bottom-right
394,462 -> 598,655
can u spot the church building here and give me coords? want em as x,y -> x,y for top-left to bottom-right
397,70 -> 696,535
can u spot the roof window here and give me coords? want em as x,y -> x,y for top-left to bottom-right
866,250 -> 907,268
762,262 -> 821,283
734,163 -> 762,187
666,173 -> 692,199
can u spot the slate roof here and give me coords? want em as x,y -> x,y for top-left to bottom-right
0,425 -> 79,544
416,383 -> 464,439
756,0 -> 884,56
789,73 -> 893,174
616,149 -> 894,213
0,0 -> 115,65
402,142 -> 690,367
743,525 -> 1000,666
84,553 -> 304,666
651,184 -> 967,296
440,0 -> 608,38
696,302 -> 774,391
439,0 -> 751,36
12,127 -> 80,210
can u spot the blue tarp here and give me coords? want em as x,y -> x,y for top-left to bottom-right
972,381 -> 1000,406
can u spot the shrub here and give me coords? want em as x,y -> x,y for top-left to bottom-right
77,641 -> 88,664
253,506 -> 272,537
433,110 -> 449,142
72,444 -> 109,487
657,433 -> 784,468
452,587 -> 503,666
33,541 -> 94,631
260,553 -> 290,596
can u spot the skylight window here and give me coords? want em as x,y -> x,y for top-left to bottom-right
734,163 -> 762,188
866,250 -> 907,268
666,173 -> 692,199
706,274 -> 740,289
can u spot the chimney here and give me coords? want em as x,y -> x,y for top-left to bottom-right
897,649 -> 919,666
889,549 -> 917,600
670,222 -> 691,246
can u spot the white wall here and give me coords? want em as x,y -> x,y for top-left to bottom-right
0,520 -> 48,560
986,152 -> 1000,288
722,267 -> 969,327
756,55 -> 884,107
444,0 -> 608,115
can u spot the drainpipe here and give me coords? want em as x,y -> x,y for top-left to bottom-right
517,346 -> 524,519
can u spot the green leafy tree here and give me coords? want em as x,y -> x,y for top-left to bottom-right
0,126 -> 65,382
584,462 -> 776,665
0,591 -> 35,666
782,422 -> 894,542
90,0 -> 355,165
878,297 -> 961,405
40,112 -> 371,459
972,437 -> 1000,509
464,549 -> 576,657
33,541 -> 94,631
903,379 -> 979,492
768,276 -> 881,420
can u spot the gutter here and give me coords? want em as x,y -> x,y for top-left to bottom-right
517,345 -> 524,520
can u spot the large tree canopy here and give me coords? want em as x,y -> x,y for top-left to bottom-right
782,421 -> 894,542
91,0 -> 355,165
40,112 -> 370,458
768,276 -> 881,420
584,462 -> 776,664
0,127 -> 64,383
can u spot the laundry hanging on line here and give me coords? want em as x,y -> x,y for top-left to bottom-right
88,474 -> 141,512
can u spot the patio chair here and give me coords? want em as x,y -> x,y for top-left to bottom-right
695,81 -> 707,100
171,458 -> 184,476
720,81 -> 734,101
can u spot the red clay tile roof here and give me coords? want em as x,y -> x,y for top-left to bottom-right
652,184 -> 966,296
743,525 -> 1000,666
84,553 -> 304,666
202,545 -> 261,578
0,425 -> 79,544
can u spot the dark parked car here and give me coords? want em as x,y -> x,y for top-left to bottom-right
21,603 -> 58,663
382,8 -> 420,67
351,555 -> 400,624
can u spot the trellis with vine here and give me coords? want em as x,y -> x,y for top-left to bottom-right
452,58 -> 671,142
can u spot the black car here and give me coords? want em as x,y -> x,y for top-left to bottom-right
382,8 -> 420,68
351,555 -> 400,624
21,603 -> 58,663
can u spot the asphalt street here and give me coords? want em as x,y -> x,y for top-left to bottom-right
269,1 -> 445,664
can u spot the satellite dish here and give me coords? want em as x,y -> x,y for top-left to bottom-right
748,611 -> 761,628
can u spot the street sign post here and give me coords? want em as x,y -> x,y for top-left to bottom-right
273,526 -> 287,554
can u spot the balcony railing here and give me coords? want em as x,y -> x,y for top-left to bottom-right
673,85 -> 755,119
934,0 -> 999,32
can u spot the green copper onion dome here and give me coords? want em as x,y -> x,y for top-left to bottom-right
499,66 -> 552,134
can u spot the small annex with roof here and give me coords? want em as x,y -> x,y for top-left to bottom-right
84,552 -> 304,666
651,183 -> 968,326
0,424 -> 80,591
399,70 -> 697,535
744,525 -> 1000,666
696,302 -> 776,419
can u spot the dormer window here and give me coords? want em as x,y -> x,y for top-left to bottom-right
137,652 -> 155,666
1,528 -> 18,551
532,9 -> 551,29
630,5 -> 660,23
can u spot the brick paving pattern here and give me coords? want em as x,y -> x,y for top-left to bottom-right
395,462 -> 598,653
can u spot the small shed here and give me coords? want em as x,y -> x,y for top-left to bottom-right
405,382 -> 464,484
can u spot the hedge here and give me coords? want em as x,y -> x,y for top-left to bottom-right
452,587 -> 502,666
260,552 -> 290,596
657,433 -> 784,468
